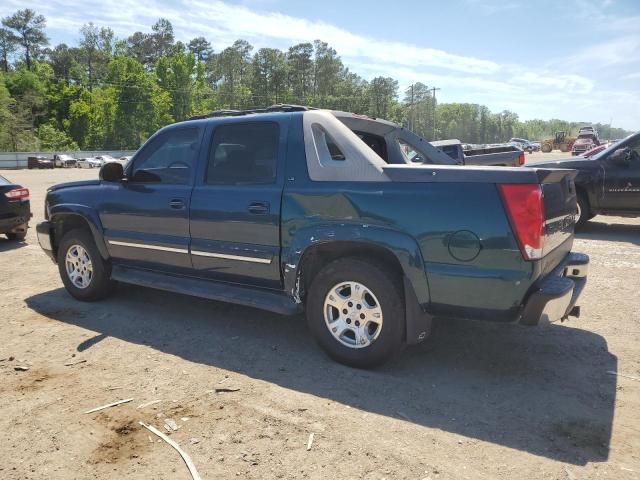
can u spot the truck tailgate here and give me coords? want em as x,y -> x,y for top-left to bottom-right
537,168 -> 578,256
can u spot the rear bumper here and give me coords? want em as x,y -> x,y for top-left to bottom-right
0,213 -> 31,233
520,252 -> 589,326
36,221 -> 56,261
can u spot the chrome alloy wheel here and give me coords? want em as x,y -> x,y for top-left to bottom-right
576,201 -> 582,224
65,244 -> 93,289
323,281 -> 384,349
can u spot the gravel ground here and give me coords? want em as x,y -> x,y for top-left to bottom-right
0,164 -> 638,480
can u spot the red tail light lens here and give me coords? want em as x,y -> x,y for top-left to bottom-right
498,184 -> 544,261
5,187 -> 29,200
518,152 -> 525,166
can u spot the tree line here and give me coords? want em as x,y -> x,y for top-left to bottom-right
0,9 -> 632,152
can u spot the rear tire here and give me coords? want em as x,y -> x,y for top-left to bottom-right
6,224 -> 27,241
306,257 -> 405,368
576,193 -> 591,229
57,229 -> 115,301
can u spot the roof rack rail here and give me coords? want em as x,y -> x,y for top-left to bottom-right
188,104 -> 316,120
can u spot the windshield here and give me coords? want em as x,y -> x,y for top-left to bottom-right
590,134 -> 634,160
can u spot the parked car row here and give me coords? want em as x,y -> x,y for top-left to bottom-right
27,154 -> 132,169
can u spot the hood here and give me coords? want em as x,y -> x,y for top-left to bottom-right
574,138 -> 595,145
47,179 -> 101,192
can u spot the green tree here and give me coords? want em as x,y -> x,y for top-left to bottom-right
79,23 -> 114,90
0,28 -> 18,72
37,123 -> 79,150
156,51 -> 198,121
188,37 -> 212,64
2,9 -> 48,70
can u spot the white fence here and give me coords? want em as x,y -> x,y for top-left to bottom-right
0,151 -> 137,169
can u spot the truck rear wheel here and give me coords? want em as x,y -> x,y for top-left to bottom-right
58,229 -> 115,301
306,257 -> 405,368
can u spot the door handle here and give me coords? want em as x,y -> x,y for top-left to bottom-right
248,202 -> 270,215
169,199 -> 185,209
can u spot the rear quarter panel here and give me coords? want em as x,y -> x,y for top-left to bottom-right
282,179 -> 534,317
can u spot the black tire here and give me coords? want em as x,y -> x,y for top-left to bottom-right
306,257 -> 405,368
576,193 -> 591,229
6,225 -> 27,241
57,228 -> 115,301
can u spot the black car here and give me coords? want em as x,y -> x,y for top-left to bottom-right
0,175 -> 31,241
532,131 -> 640,227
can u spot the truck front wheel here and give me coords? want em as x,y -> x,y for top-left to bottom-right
58,229 -> 115,301
306,257 -> 405,368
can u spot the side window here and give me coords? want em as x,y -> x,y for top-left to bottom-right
398,138 -> 425,163
312,123 -> 346,164
207,122 -> 279,184
131,128 -> 200,184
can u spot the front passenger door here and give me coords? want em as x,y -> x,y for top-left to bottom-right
601,137 -> 640,213
100,126 -> 202,272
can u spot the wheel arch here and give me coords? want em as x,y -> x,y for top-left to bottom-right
283,226 -> 433,344
49,205 -> 109,261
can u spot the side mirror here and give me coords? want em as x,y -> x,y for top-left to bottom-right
610,148 -> 630,165
99,162 -> 124,182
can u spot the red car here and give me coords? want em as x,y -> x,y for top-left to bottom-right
581,144 -> 607,158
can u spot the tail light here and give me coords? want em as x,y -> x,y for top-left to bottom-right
517,152 -> 525,166
5,187 -> 29,200
498,184 -> 544,261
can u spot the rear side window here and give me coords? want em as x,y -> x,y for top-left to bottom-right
131,128 -> 200,184
207,122 -> 279,184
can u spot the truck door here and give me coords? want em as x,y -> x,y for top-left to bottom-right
100,126 -> 202,272
600,137 -> 640,213
189,118 -> 287,289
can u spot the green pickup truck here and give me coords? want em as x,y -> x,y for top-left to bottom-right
36,106 -> 589,368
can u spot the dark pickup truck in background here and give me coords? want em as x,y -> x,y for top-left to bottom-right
533,131 -> 640,227
431,139 -> 525,167
36,106 -> 588,368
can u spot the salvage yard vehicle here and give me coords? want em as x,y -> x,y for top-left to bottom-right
571,127 -> 600,156
509,138 -> 536,153
76,157 -> 102,169
430,139 -> 525,166
36,106 -> 589,368
53,154 -> 77,168
0,174 -> 31,241
541,131 -> 575,153
27,156 -> 54,169
534,131 -> 640,227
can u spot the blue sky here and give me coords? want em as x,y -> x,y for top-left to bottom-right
2,0 -> 639,129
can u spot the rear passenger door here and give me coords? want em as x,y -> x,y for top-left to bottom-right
189,119 -> 288,289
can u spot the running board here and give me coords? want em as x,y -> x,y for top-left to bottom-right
111,265 -> 301,316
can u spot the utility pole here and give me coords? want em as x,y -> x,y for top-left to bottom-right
430,86 -> 440,140
405,84 -> 415,131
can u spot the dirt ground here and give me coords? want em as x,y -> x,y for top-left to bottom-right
1,161 -> 638,480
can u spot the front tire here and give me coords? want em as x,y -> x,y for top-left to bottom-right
306,258 -> 405,368
58,229 -> 115,301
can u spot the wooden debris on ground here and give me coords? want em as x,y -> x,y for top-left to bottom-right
137,399 -> 162,409
64,359 -> 87,367
214,386 -> 240,393
306,432 -> 315,451
84,398 -> 134,414
139,421 -> 202,480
